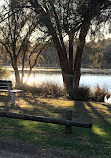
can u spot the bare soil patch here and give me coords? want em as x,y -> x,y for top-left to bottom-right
0,139 -> 79,158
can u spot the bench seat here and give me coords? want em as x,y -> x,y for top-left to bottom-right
0,89 -> 22,93
0,80 -> 22,105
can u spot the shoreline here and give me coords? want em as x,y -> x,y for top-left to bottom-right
3,67 -> 111,75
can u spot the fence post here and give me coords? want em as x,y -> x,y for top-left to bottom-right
65,109 -> 72,134
11,93 -> 15,106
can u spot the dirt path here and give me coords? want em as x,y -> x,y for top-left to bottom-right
0,140 -> 79,158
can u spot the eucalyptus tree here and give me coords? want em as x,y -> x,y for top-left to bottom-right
6,0 -> 111,97
0,0 -> 47,83
26,0 -> 111,98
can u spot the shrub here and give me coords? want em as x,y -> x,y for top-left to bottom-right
40,82 -> 66,97
15,82 -> 66,98
75,85 -> 91,101
15,82 -> 42,94
93,85 -> 107,102
74,85 -> 108,102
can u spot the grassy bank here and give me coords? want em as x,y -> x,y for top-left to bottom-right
0,93 -> 111,157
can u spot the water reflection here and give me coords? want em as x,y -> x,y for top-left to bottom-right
8,72 -> 63,87
80,74 -> 111,91
23,76 -> 36,85
7,71 -> 111,92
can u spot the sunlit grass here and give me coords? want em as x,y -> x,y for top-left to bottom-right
93,125 -> 107,136
0,93 -> 111,157
38,98 -> 74,108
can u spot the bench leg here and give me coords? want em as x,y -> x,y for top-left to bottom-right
11,93 -> 15,106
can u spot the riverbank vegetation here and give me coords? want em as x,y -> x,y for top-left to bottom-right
0,92 -> 111,157
15,82 -> 67,98
15,82 -> 107,103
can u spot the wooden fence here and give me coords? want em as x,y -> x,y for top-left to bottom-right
0,110 -> 92,134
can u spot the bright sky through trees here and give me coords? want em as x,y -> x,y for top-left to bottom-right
0,0 -> 5,6
0,0 -> 110,42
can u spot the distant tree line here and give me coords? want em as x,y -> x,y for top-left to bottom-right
83,38 -> 111,69
0,38 -> 111,69
36,38 -> 111,69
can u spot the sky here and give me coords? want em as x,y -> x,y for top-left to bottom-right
0,0 -> 5,6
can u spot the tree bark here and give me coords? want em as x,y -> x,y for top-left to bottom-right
73,20 -> 90,98
21,51 -> 26,83
56,46 -> 74,98
68,34 -> 74,98
12,59 -> 20,83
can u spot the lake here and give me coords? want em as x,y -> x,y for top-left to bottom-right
7,69 -> 111,92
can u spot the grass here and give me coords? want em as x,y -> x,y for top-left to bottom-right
0,93 -> 111,157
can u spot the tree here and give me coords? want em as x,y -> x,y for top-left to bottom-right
26,0 -> 111,98
0,0 -> 48,83
0,0 -> 35,83
24,39 -> 48,83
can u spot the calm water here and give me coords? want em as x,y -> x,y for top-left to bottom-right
7,71 -> 111,92
80,74 -> 111,91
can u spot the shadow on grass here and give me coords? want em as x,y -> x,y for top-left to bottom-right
73,100 -> 111,137
72,100 -> 111,156
0,93 -> 69,119
0,94 -> 10,108
0,93 -> 111,157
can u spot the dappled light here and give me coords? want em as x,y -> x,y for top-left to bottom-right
38,98 -> 74,108
93,125 -> 107,136
0,93 -> 111,157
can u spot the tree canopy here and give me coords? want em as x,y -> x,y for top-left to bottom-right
0,0 -> 48,83
1,0 -> 111,98
27,0 -> 111,98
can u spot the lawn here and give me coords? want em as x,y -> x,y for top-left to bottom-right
0,93 -> 111,158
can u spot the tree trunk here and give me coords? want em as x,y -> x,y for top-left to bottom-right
12,59 -> 20,83
13,66 -> 20,83
60,34 -> 75,99
57,47 -> 74,98
73,21 -> 90,98
21,51 -> 26,83
28,1 -> 74,98
25,68 -> 32,84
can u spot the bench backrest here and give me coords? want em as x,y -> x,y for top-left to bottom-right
0,80 -> 12,90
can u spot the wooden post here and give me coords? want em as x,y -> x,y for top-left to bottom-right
7,81 -> 15,106
0,111 -> 92,128
11,93 -> 15,106
65,109 -> 72,134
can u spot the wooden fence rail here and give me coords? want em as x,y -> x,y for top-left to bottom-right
0,110 -> 92,134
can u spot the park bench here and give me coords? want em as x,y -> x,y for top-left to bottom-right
0,80 -> 22,106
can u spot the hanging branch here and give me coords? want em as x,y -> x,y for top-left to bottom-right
24,40 -> 49,84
